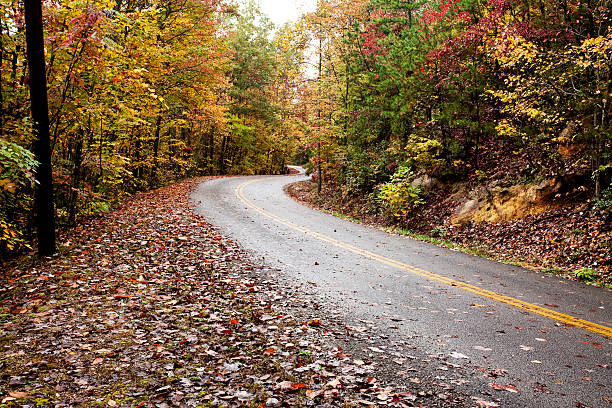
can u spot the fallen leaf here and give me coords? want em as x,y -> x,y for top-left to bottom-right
490,383 -> 519,393
472,396 -> 499,407
533,382 -> 553,394
277,381 -> 293,391
305,389 -> 323,399
326,378 -> 342,388
449,351 -> 469,359
308,319 -> 322,327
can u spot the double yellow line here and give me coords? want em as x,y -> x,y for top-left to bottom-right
236,178 -> 612,338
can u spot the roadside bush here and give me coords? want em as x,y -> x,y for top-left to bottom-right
405,135 -> 444,174
574,267 -> 597,283
377,165 -> 425,219
340,146 -> 394,194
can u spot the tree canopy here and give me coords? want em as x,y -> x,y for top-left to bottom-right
0,0 -> 306,255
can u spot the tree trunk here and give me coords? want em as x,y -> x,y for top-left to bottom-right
220,134 -> 227,174
208,125 -> 215,174
0,22 -> 3,139
67,130 -> 83,226
24,0 -> 55,256
99,118 -> 103,180
25,0 -> 56,255
317,37 -> 323,195
151,115 -> 161,185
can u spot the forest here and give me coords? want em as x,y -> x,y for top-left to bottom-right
296,0 -> 611,211
1,0 -> 306,256
1,0 -> 611,259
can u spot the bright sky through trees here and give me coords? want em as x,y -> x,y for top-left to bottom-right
259,0 -> 316,25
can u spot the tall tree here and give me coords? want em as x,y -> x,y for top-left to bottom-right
24,0 -> 55,255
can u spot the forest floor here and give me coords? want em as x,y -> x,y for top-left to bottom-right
286,180 -> 611,288
0,178 -> 473,407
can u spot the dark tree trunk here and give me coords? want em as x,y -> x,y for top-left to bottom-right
317,37 -> 322,195
209,126 -> 215,173
0,22 -> 3,138
151,115 -> 161,185
220,134 -> 227,174
25,0 -> 56,256
67,130 -> 83,226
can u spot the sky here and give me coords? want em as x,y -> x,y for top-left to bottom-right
259,0 -> 317,26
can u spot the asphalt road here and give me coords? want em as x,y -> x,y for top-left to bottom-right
192,169 -> 612,408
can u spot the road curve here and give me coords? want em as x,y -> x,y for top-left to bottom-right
192,171 -> 611,408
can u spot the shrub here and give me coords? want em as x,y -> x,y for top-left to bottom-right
574,268 -> 597,283
340,146 -> 395,194
592,185 -> 611,216
0,140 -> 38,253
377,165 -> 425,219
405,135 -> 444,173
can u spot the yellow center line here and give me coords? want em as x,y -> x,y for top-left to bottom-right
236,178 -> 612,338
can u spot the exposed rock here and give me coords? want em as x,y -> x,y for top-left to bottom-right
452,179 -> 563,225
555,123 -> 580,160
411,174 -> 442,192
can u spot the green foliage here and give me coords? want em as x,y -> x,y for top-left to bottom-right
0,140 -> 38,190
340,147 -> 394,194
592,185 -> 612,216
574,268 -> 597,283
377,165 -> 425,218
0,140 -> 38,253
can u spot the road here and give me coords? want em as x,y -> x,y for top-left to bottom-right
192,169 -> 611,408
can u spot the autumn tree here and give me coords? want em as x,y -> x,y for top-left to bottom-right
24,0 -> 55,255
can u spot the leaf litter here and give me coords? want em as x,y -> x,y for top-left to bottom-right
0,178 -> 475,407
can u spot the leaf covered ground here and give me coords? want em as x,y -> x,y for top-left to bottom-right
0,179 -> 477,407
286,181 -> 611,287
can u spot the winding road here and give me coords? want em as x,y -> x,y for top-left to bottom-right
192,169 -> 611,408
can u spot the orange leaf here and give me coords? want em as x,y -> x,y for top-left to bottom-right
306,389 -> 323,399
308,319 -> 322,327
489,383 -> 519,393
